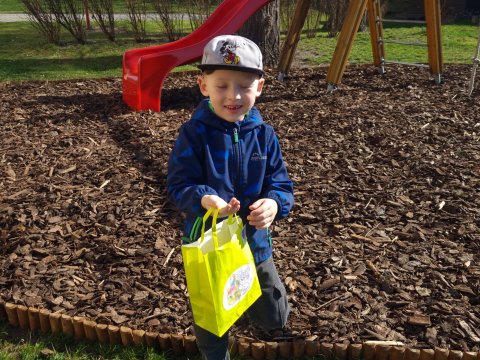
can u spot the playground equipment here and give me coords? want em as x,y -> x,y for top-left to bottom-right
467,28 -> 480,96
122,0 -> 444,112
278,0 -> 444,90
122,0 -> 273,112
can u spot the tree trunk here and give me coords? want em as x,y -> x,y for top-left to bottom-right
238,0 -> 280,68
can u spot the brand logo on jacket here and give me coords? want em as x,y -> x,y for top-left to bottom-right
251,152 -> 267,161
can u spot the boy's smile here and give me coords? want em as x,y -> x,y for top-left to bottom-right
198,70 -> 264,122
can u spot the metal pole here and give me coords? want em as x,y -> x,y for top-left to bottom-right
468,30 -> 480,96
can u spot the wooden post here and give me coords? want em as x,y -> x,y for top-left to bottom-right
277,0 -> 312,79
448,350 -> 465,360
367,0 -> 385,73
145,332 -> 159,348
107,325 -> 122,345
39,309 -> 51,333
16,305 -> 29,330
391,346 -> 405,360
377,345 -> 391,360
265,342 -> 278,360
334,342 -> 349,360
363,343 -> 377,360
350,343 -> 364,360
305,340 -> 319,356
238,340 -> 251,357
251,342 -> 266,360
435,348 -> 450,360
95,324 -> 110,343
406,348 -> 421,360
0,302 -> 6,322
184,336 -> 198,356
158,333 -> 172,350
424,0 -> 443,84
132,329 -> 146,346
462,352 -> 478,360
27,308 -> 40,332
72,316 -> 86,339
49,312 -> 62,334
120,326 -> 134,346
420,348 -> 436,360
60,314 -> 74,337
229,336 -> 238,357
171,334 -> 185,356
293,339 -> 306,358
326,0 -> 369,90
84,320 -> 98,341
278,341 -> 291,358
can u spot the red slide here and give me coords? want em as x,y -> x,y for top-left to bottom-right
122,0 -> 273,112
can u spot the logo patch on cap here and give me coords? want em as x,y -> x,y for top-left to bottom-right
220,41 -> 241,65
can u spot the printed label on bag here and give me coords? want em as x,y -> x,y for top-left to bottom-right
223,264 -> 255,311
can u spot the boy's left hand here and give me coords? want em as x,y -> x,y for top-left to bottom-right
247,198 -> 278,230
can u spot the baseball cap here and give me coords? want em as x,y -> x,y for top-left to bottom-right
198,35 -> 264,76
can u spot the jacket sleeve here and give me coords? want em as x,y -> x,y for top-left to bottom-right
167,122 -> 218,216
262,129 -> 294,220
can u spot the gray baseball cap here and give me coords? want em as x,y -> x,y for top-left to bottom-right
198,35 -> 264,76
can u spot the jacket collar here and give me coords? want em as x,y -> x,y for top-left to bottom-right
192,98 -> 264,131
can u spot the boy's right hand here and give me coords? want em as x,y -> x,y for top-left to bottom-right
201,195 -> 240,217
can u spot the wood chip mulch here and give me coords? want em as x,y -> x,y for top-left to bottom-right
1,64 -> 479,352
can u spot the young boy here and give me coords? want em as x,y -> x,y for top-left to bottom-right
167,35 -> 294,360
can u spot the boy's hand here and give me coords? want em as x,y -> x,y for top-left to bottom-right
201,195 -> 240,217
247,198 -> 278,230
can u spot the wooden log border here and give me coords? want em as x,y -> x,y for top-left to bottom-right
1,301 -> 479,360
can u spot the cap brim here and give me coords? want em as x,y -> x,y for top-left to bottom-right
197,64 -> 264,76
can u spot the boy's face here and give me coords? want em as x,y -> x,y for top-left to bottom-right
198,70 -> 265,122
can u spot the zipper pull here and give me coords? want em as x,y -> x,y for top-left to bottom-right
233,128 -> 239,144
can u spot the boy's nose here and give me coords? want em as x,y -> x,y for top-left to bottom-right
227,85 -> 242,100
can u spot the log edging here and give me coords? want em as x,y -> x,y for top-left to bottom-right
1,301 -> 479,360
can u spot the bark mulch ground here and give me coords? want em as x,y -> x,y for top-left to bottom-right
1,64 -> 479,352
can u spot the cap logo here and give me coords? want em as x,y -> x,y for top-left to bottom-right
220,41 -> 240,65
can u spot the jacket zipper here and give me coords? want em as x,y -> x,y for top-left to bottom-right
232,127 -> 241,192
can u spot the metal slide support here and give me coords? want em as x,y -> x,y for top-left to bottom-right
424,0 -> 443,84
367,0 -> 385,74
277,0 -> 312,80
468,30 -> 480,96
326,0 -> 369,91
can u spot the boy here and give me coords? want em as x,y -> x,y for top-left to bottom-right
167,35 -> 294,360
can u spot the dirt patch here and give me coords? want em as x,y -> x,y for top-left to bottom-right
1,64 -> 479,351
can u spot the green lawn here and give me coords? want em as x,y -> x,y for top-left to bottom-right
297,21 -> 479,65
0,0 -> 132,13
0,20 -> 477,82
0,323 -> 180,360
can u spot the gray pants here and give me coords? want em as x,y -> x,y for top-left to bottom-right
193,256 -> 290,360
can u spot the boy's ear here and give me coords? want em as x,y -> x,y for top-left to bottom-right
197,76 -> 209,96
255,78 -> 265,97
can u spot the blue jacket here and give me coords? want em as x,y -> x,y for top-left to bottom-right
167,99 -> 294,264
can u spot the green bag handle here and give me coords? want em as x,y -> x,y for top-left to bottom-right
200,207 -> 219,248
200,208 -> 241,249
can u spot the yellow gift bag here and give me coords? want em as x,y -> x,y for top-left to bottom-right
181,207 -> 261,337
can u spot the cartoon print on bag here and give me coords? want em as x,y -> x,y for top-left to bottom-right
220,41 -> 240,65
223,264 -> 255,310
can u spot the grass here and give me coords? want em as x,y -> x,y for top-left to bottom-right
0,19 -> 478,82
0,21 -> 196,81
0,322 -> 201,360
296,21 -> 479,65
0,0 -> 135,13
